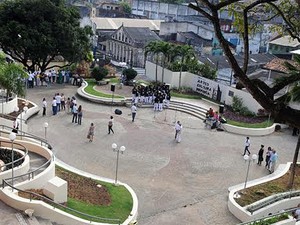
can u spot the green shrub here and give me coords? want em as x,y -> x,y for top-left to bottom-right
123,68 -> 137,81
232,96 -> 255,116
91,66 -> 108,81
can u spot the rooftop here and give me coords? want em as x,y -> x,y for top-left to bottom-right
269,35 -> 300,47
91,17 -> 162,31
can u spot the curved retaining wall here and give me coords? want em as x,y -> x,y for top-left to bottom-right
228,163 -> 299,222
0,149 -> 30,183
0,94 -> 17,114
77,81 -> 127,106
222,123 -> 289,136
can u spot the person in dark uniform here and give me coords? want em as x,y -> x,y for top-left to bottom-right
257,145 -> 264,166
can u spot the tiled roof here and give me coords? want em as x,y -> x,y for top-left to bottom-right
123,27 -> 161,47
91,17 -> 162,31
199,53 -> 277,70
269,35 -> 300,47
178,31 -> 212,47
263,58 -> 299,73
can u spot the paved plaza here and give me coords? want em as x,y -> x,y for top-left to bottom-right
1,83 -> 299,225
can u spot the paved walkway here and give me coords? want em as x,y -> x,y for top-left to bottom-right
1,83 -> 299,225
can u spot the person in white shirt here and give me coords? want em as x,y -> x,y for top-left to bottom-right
42,98 -> 47,116
243,137 -> 251,156
131,104 -> 137,122
55,93 -> 62,111
175,121 -> 183,143
72,104 -> 78,123
52,97 -> 57,115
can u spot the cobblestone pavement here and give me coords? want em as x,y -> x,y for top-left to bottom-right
4,83 -> 298,225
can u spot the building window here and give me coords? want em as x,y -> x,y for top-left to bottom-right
228,90 -> 234,97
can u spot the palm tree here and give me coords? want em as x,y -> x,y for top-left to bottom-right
145,41 -> 161,82
157,41 -> 172,83
172,44 -> 195,89
0,53 -> 27,101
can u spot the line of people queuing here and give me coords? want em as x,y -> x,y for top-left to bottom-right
27,70 -> 83,88
131,83 -> 171,111
243,137 -> 279,174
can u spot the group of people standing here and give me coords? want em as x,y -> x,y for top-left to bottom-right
243,137 -> 279,174
28,69 -> 72,87
131,83 -> 171,111
42,94 -> 83,125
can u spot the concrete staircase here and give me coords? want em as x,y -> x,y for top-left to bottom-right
125,99 -> 208,120
15,213 -> 59,225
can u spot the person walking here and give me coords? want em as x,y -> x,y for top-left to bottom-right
243,137 -> 251,156
55,93 -> 61,112
72,104 -> 78,123
87,123 -> 95,142
175,121 -> 183,143
77,105 -> 83,125
257,145 -> 264,166
265,147 -> 272,169
66,97 -> 71,113
131,103 -> 137,122
108,116 -> 114,134
269,150 -> 278,174
42,98 -> 47,116
61,93 -> 66,111
52,97 -> 57,115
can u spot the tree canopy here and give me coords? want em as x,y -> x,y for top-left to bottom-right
189,0 -> 300,128
0,0 -> 93,73
0,53 -> 27,101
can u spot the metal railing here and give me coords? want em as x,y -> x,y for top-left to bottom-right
0,141 -> 28,172
0,124 -> 122,224
2,179 -> 121,224
0,125 -> 52,150
237,207 -> 297,225
246,190 -> 300,213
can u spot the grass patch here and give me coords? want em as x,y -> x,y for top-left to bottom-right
109,77 -> 120,83
55,166 -> 133,224
85,79 -> 124,99
170,90 -> 202,100
227,119 -> 273,128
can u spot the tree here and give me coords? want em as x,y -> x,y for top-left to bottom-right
0,0 -> 92,73
120,1 -> 132,14
172,44 -> 196,89
188,0 -> 300,188
0,53 -> 27,101
157,41 -> 172,83
145,41 -> 161,82
123,68 -> 137,81
91,66 -> 108,82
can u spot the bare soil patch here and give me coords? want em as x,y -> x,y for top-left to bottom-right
18,167 -> 111,206
236,165 -> 300,206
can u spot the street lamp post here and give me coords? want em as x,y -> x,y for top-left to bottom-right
112,143 -> 126,186
9,132 -> 16,191
21,106 -> 28,138
44,122 -> 49,140
243,154 -> 258,189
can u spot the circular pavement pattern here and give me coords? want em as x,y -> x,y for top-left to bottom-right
24,84 -> 298,225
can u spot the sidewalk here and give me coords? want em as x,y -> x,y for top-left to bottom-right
2,83 -> 299,225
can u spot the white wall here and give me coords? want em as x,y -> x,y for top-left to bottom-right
145,61 -> 263,113
0,94 -> 18,114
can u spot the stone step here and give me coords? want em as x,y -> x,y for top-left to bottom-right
15,213 -> 28,225
168,106 -> 206,120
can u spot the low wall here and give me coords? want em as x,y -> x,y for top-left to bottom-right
0,93 -> 17,114
0,136 -> 55,189
0,150 -> 30,184
228,163 -> 299,222
222,123 -> 289,136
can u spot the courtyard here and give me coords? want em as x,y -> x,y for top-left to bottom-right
4,83 -> 298,225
